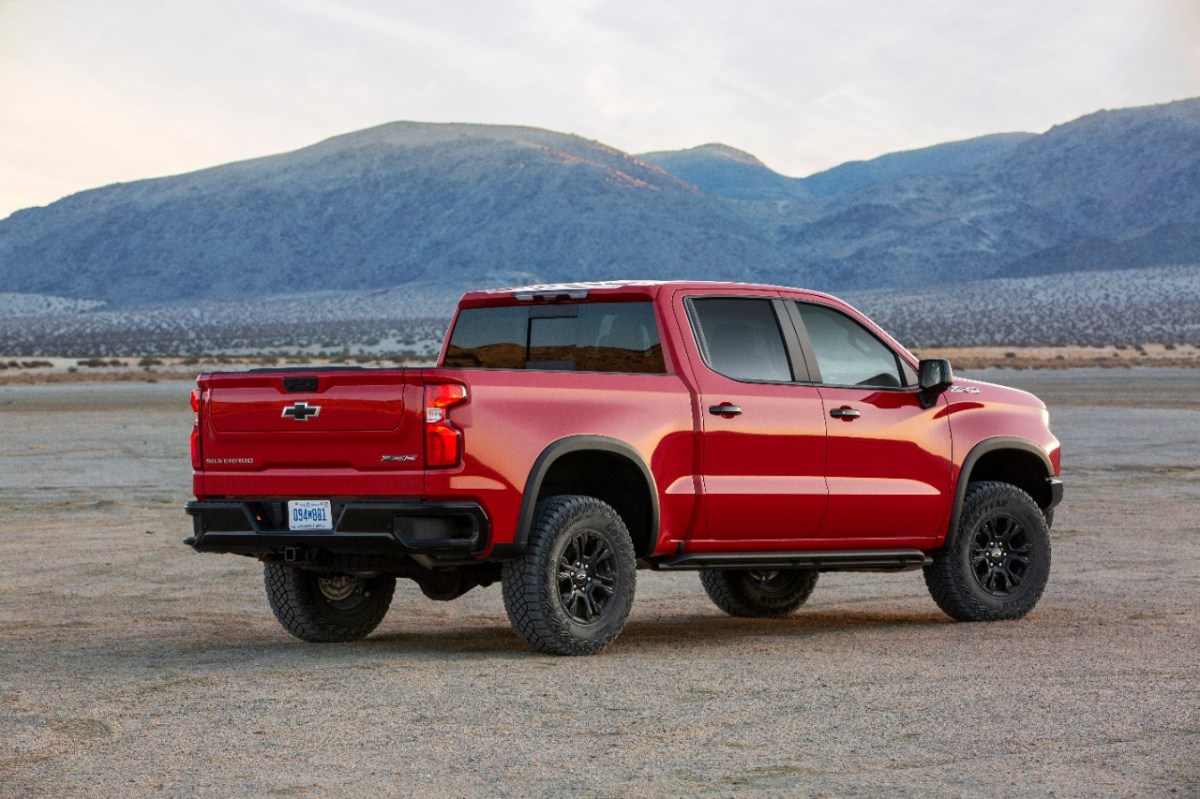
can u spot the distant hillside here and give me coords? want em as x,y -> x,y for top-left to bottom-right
770,97 -> 1200,287
0,124 -> 808,307
0,98 -> 1198,319
638,144 -> 802,200
639,133 -> 1033,201
2,266 -> 1194,357
796,132 -> 1035,197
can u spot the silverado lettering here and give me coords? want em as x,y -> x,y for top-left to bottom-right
185,281 -> 1063,655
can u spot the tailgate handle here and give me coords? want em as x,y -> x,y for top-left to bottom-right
283,376 -> 319,393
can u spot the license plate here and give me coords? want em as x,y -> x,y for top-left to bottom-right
287,500 -> 333,531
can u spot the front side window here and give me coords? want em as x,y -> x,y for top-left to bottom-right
444,301 -> 666,374
796,303 -> 905,388
689,297 -> 793,382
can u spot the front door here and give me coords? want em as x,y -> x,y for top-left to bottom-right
789,301 -> 952,544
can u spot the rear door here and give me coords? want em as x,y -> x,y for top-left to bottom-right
786,301 -> 952,544
680,292 -> 829,543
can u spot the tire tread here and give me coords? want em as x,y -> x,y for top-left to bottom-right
502,495 -> 636,655
700,569 -> 818,618
264,564 -> 395,642
924,481 -> 1051,622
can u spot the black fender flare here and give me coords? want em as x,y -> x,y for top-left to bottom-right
512,435 -> 660,557
947,436 -> 1055,538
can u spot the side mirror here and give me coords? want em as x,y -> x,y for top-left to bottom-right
917,358 -> 953,409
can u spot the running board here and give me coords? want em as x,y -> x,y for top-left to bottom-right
653,549 -> 931,573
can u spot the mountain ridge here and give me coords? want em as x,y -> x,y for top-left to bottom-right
1,98 -> 1197,310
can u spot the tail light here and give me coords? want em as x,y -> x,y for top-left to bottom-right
425,383 -> 467,467
190,387 -> 203,471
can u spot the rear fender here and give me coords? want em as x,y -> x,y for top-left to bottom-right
514,436 -> 660,558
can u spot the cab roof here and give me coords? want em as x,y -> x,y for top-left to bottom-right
457,280 -> 842,307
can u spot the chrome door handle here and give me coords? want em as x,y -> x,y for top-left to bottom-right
709,404 -> 742,416
830,407 -> 860,419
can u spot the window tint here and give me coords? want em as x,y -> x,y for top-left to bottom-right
444,302 -> 666,373
443,305 -> 527,369
796,303 -> 904,388
689,298 -> 793,382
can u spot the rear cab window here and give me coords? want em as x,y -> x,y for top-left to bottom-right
443,301 -> 667,374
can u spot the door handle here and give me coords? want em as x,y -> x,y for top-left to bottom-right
709,404 -> 742,417
830,407 -> 860,419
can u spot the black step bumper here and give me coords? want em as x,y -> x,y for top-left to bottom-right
185,500 -> 488,558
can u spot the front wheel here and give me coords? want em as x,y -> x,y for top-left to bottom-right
264,564 -> 395,642
700,568 -> 819,618
924,481 -> 1051,621
502,495 -> 637,655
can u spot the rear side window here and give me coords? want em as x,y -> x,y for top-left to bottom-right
444,302 -> 666,373
688,297 -> 793,382
795,302 -> 906,388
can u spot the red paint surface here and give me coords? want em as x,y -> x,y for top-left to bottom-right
193,281 -> 1061,559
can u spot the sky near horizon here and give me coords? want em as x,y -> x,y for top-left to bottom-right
1,0 -> 1197,219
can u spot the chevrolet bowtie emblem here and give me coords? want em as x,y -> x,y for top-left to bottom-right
282,401 -> 321,421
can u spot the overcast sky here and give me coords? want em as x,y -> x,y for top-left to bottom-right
1,0 -> 1197,219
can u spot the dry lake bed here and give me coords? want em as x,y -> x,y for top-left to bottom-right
1,368 -> 1197,798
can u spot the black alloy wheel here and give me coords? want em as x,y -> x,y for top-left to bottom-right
969,514 -> 1032,596
924,481 -> 1051,622
557,529 -> 618,624
502,495 -> 637,655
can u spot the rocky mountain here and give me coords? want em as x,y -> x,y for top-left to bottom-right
765,98 -> 1200,288
0,124 -> 811,307
640,133 -> 1035,201
637,144 -> 803,200
796,133 -> 1036,199
0,99 -> 1197,315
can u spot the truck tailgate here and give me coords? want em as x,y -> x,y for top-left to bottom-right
195,369 -> 426,498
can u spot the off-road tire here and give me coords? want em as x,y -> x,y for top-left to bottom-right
263,564 -> 395,642
700,568 -> 819,618
924,481 -> 1051,622
502,495 -> 637,656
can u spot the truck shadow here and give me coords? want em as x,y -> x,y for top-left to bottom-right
357,608 -> 952,657
72,607 -> 958,666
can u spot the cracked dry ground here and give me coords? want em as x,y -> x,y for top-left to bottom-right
1,369 -> 1197,798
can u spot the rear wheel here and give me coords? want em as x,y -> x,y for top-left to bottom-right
700,568 -> 819,618
263,563 -> 395,642
502,495 -> 636,655
924,481 -> 1051,621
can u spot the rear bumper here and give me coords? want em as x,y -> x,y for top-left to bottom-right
185,499 -> 488,559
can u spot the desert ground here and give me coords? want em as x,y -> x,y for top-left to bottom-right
1,368 -> 1197,798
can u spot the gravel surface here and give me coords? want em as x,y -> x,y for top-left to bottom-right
1,371 -> 1197,798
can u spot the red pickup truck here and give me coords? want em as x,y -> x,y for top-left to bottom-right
186,281 -> 1062,655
